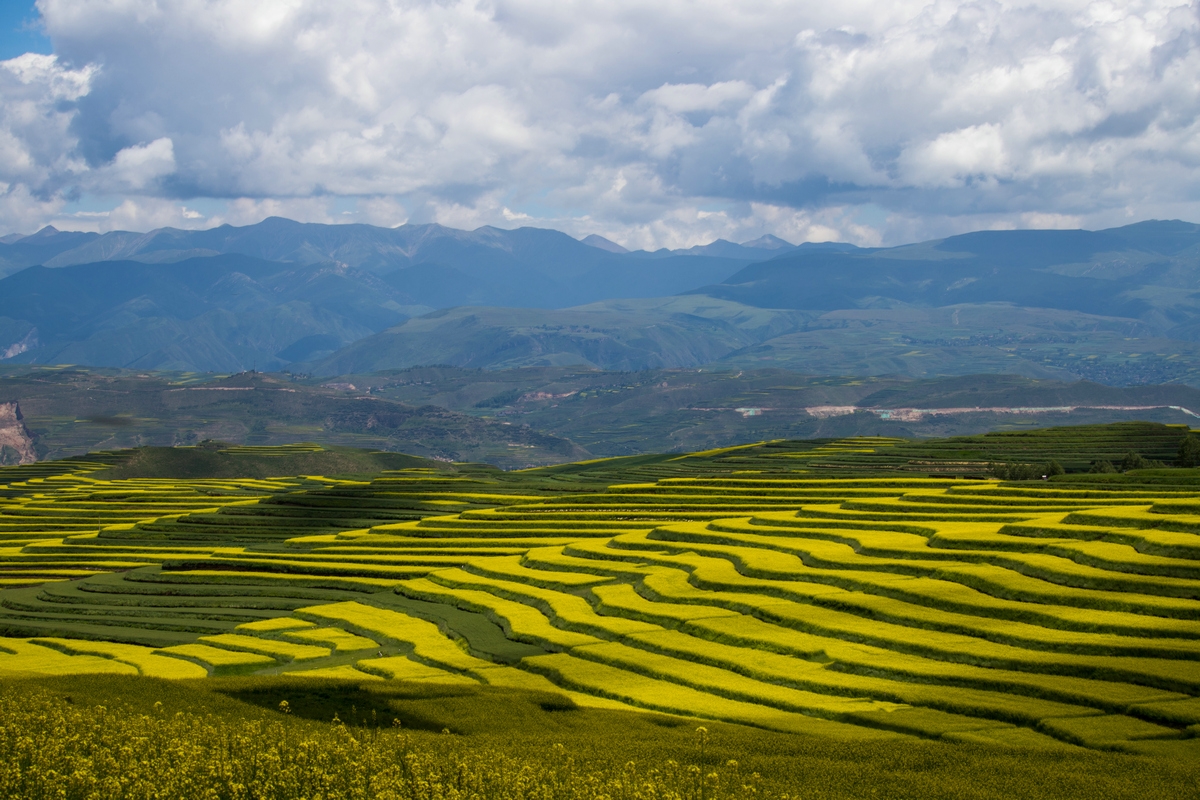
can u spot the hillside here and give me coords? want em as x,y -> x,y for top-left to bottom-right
0,423 -> 1199,766
0,368 -> 588,468
6,365 -> 1200,463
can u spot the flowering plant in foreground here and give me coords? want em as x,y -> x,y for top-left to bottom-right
0,685 -> 769,800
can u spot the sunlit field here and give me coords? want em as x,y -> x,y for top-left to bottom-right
1,425 -> 1199,797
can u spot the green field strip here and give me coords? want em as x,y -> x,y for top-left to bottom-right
196,551 -> 472,570
152,642 -> 276,676
460,555 -> 614,588
395,579 -> 604,651
1128,696 -> 1200,726
940,726 -> 1090,751
591,582 -> 743,624
294,602 -> 594,704
406,516 -> 655,534
284,535 -> 541,553
26,582 -> 317,616
745,512 -> 1200,584
946,485 -> 1200,499
623,529 -> 1200,647
235,617 -> 317,633
134,569 -> 400,592
454,507 -> 784,522
286,664 -> 385,680
622,629 -> 1105,731
1000,520 -> 1200,560
926,525 -> 1200,582
30,637 -> 209,678
654,477 -> 980,489
519,546 -> 660,582
838,501 -> 1079,518
521,652 -> 908,740
353,655 -> 479,683
658,521 -> 1200,615
0,610 -> 205,647
423,568 -> 662,640
0,585 -> 268,630
197,633 -> 330,661
463,663 -> 636,710
896,492 -> 1156,509
281,627 -> 378,652
366,593 -> 549,664
571,640 -> 913,721
0,638 -> 139,676
604,552 -> 1200,692
75,568 -> 373,603
1037,714 -> 1182,750
529,493 -> 885,509
590,575 -> 1192,713
406,511 -> 662,528
17,540 -> 249,558
1063,506 -> 1200,534
786,503 -> 1031,524
162,557 -> 435,580
293,601 -> 500,674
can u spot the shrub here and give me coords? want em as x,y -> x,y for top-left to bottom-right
1118,452 -> 1164,472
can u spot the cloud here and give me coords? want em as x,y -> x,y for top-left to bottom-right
0,0 -> 1196,244
99,137 -> 176,191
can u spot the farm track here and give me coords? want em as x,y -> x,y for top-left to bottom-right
0,430 -> 1198,754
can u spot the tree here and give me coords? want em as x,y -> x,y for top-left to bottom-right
1045,459 -> 1064,477
1177,435 -> 1200,468
1120,451 -> 1149,472
1089,459 -> 1117,474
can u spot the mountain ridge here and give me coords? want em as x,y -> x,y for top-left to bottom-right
3,217 -> 1200,387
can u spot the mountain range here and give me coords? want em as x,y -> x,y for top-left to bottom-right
2,217 -> 1200,386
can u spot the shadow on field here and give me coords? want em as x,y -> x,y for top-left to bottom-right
216,678 -> 584,734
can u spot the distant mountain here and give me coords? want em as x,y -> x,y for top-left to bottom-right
628,234 -> 807,261
580,234 -> 628,254
0,219 -> 779,371
0,217 -> 777,292
307,219 -> 1200,385
696,220 -> 1200,327
307,296 -> 804,375
6,217 -> 1200,387
0,254 -> 426,372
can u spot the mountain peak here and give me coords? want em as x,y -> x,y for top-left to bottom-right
581,234 -> 629,254
739,234 -> 794,250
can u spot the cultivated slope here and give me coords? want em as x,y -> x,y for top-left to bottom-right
0,428 -> 1198,754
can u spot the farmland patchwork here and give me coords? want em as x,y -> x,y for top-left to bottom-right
0,433 -> 1198,755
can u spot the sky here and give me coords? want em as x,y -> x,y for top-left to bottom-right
0,1 -> 1198,249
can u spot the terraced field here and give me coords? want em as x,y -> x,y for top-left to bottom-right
1,427 -> 1199,756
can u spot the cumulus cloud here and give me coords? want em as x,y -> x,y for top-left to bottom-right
0,0 -> 1197,245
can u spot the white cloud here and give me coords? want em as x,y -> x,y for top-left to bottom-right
99,137 -> 176,190
0,0 -> 1194,245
